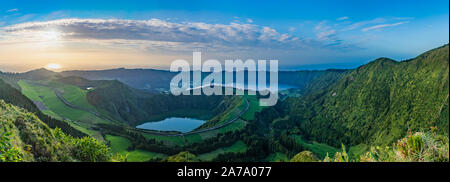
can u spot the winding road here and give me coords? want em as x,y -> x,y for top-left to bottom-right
53,89 -> 114,122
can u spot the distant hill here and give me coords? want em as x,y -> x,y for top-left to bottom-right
17,68 -> 59,80
60,67 -> 349,92
61,68 -> 177,91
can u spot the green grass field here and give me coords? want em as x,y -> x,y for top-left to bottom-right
105,134 -> 132,153
105,134 -> 167,162
196,140 -> 248,161
127,150 -> 167,162
48,81 -> 99,111
18,80 -> 109,140
240,94 -> 264,121
291,134 -> 339,159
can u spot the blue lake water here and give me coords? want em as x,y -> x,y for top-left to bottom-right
136,117 -> 205,133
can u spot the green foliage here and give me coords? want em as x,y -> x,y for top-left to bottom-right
167,151 -> 197,162
72,136 -> 112,162
323,144 -> 350,162
0,132 -> 23,162
321,130 -> 449,162
0,100 -> 116,162
290,151 -> 317,162
360,131 -> 449,162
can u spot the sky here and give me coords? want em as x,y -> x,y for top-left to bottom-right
0,0 -> 448,72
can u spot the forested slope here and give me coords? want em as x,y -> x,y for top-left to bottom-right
282,44 -> 449,147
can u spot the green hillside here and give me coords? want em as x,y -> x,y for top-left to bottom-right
0,100 -> 117,162
282,44 -> 449,148
0,78 -> 86,138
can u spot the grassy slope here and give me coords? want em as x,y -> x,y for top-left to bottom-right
1,99 -> 117,162
291,135 -> 339,159
49,81 -> 98,111
196,140 -> 248,161
0,100 -> 74,161
105,134 -> 167,162
18,80 -> 108,140
241,94 -> 265,121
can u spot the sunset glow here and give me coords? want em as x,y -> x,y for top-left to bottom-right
46,63 -> 62,70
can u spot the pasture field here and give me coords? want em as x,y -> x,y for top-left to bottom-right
240,94 -> 264,121
291,134 -> 339,159
105,134 -> 167,162
127,150 -> 168,162
196,140 -> 248,161
48,81 -> 98,111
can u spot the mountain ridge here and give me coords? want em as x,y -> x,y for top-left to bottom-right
278,44 -> 449,147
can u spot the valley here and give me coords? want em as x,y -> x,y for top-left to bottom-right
1,44 -> 449,162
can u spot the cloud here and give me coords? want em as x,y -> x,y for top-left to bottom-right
16,14 -> 35,22
3,18 -> 302,47
314,21 -> 342,47
337,16 -> 349,21
393,17 -> 414,20
2,18 -> 321,56
362,21 -> 409,32
0,18 -> 362,65
6,8 -> 19,13
315,21 -> 327,31
342,18 -> 384,31
246,18 -> 253,23
317,29 -> 336,40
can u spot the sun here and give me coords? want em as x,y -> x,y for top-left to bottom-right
46,63 -> 62,70
40,30 -> 62,41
